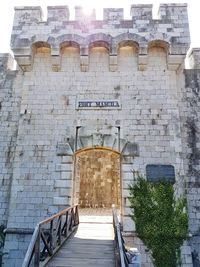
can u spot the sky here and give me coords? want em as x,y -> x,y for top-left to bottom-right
0,0 -> 200,53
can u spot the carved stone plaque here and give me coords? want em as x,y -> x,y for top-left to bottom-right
146,164 -> 175,182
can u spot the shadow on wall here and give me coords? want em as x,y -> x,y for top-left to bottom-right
0,225 -> 5,267
192,250 -> 200,267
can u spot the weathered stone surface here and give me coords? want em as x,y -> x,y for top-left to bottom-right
55,164 -> 73,172
53,196 -> 69,205
122,142 -> 139,156
183,69 -> 200,259
0,54 -> 20,228
123,216 -> 135,232
56,142 -> 73,156
54,179 -> 71,188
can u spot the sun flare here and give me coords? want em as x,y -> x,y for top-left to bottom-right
82,6 -> 95,16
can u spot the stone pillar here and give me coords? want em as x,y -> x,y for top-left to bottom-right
109,55 -> 118,72
51,48 -> 61,72
138,55 -> 148,71
55,143 -> 74,206
80,55 -> 89,72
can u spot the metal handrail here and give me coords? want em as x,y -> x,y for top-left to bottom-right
112,205 -> 129,267
22,204 -> 79,267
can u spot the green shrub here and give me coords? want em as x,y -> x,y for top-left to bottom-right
128,175 -> 188,267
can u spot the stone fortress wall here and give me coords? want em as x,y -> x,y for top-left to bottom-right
0,3 -> 200,266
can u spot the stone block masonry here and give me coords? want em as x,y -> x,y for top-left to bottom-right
0,3 -> 198,267
0,54 -> 21,226
182,65 -> 200,260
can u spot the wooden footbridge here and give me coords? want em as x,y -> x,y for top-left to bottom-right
22,205 -> 131,267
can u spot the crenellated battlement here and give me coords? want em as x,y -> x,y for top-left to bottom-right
130,4 -> 153,20
0,53 -> 14,71
11,4 -> 190,72
13,6 -> 43,25
47,6 -> 70,22
13,4 -> 189,24
158,3 -> 188,19
188,48 -> 200,69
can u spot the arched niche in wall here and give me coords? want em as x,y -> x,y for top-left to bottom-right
88,41 -> 110,72
147,40 -> 169,70
32,41 -> 51,70
60,41 -> 80,71
117,40 -> 139,71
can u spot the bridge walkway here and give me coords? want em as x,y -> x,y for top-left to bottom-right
46,209 -> 115,267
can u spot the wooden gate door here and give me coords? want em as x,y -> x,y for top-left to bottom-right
75,147 -> 120,208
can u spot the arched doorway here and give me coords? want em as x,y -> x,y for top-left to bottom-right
74,147 -> 121,208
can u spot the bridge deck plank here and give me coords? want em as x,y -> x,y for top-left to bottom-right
46,221 -> 115,267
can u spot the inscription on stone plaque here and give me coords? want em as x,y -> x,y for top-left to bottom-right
76,100 -> 121,109
146,164 -> 175,182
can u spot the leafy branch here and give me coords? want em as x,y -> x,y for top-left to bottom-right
128,175 -> 188,267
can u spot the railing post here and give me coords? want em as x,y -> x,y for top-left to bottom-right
69,209 -> 73,231
72,207 -> 75,227
64,211 -> 68,237
34,228 -> 40,267
50,220 -> 53,254
58,216 -> 62,246
75,205 -> 79,225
